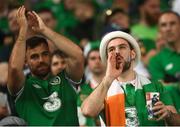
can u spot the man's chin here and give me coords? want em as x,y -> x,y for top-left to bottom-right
36,73 -> 49,79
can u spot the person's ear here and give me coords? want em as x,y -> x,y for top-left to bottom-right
130,49 -> 136,60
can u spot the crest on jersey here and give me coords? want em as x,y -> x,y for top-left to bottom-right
50,76 -> 61,85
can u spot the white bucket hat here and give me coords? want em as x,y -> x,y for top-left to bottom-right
99,31 -> 141,67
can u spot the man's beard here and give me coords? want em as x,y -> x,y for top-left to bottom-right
31,63 -> 50,79
122,56 -> 132,73
35,69 -> 50,79
145,11 -> 159,26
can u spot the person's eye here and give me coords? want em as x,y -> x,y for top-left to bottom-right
31,54 -> 39,60
42,51 -> 49,56
108,48 -> 114,52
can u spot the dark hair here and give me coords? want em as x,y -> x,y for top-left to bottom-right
36,8 -> 55,18
159,10 -> 180,21
105,8 -> 128,25
85,48 -> 99,66
86,48 -> 99,60
26,36 -> 48,50
52,50 -> 67,58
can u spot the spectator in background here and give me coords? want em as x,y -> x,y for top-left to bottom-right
8,6 -> 84,125
77,42 -> 105,126
0,0 -> 9,33
81,31 -> 177,126
148,11 -> 180,83
54,0 -> 78,39
0,7 -> 18,62
69,0 -> 97,47
51,50 -> 67,76
102,8 -> 130,36
0,62 -> 16,120
131,0 -> 160,41
83,42 -> 105,88
0,62 -> 10,119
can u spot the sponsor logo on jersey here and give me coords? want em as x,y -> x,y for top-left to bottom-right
125,107 -> 139,126
43,92 -> 61,112
165,63 -> 173,71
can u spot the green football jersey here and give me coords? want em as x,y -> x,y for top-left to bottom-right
15,71 -> 79,126
165,83 -> 180,113
77,83 -> 97,126
148,47 -> 180,82
131,23 -> 158,41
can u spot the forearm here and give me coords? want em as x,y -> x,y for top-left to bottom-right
9,28 -> 26,70
42,27 -> 84,81
42,27 -> 83,59
8,27 -> 26,95
81,76 -> 113,117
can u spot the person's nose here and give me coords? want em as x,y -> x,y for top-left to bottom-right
165,24 -> 172,32
115,46 -> 120,53
39,56 -> 44,63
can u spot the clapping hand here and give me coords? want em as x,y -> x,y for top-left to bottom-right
26,10 -> 47,33
16,6 -> 28,30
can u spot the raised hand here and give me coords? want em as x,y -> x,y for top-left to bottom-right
27,11 -> 47,33
16,6 -> 28,30
105,52 -> 124,81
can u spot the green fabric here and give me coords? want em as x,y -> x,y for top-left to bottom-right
131,23 -> 158,41
139,38 -> 156,54
77,83 -> 96,126
0,17 -> 9,33
124,84 -> 136,107
134,81 -> 173,126
148,47 -> 180,81
33,0 -> 79,44
165,83 -> 180,113
52,3 -> 79,43
15,71 -> 79,126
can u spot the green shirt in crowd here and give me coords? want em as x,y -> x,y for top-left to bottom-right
131,23 -> 158,41
15,71 -> 79,126
148,47 -> 180,82
77,83 -> 97,126
165,83 -> 180,113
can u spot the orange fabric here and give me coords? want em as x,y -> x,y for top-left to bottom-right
105,93 -> 125,126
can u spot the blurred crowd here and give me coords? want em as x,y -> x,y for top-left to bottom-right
0,0 -> 180,126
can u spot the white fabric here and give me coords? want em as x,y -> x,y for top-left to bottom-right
172,0 -> 180,15
107,73 -> 151,98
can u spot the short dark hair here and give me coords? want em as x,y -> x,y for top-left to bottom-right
86,48 -> 99,60
105,8 -> 128,25
52,50 -> 67,58
26,36 -> 48,50
159,10 -> 180,21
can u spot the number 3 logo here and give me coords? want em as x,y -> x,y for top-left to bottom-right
43,92 -> 61,112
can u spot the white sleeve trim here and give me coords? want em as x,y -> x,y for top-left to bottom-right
14,86 -> 24,103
